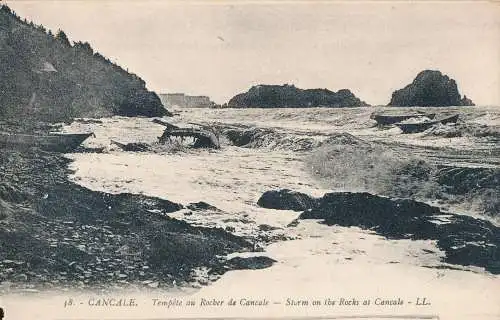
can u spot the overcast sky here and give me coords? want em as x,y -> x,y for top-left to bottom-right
5,0 -> 500,105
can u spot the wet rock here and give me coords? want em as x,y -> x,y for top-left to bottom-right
286,219 -> 300,228
257,189 -> 318,211
148,225 -> 252,271
186,202 -> 219,211
389,70 -> 474,107
225,256 -> 277,270
300,192 -> 440,237
296,191 -> 500,274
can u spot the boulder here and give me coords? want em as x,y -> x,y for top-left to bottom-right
297,191 -> 500,274
389,70 -> 474,107
257,189 -> 318,211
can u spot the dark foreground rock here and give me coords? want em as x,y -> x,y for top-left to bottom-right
258,189 -> 500,274
0,149 -> 253,292
389,70 -> 474,107
228,84 -> 369,108
300,192 -> 441,237
302,192 -> 499,273
257,189 -> 318,211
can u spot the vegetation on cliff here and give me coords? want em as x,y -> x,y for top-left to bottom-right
0,5 -> 168,123
228,84 -> 369,108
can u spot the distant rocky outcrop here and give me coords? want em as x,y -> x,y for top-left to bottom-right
389,70 -> 474,107
459,95 -> 474,107
0,5 -> 168,123
227,84 -> 369,108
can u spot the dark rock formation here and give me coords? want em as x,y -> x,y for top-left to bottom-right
0,5 -> 168,123
299,192 -> 441,237
224,127 -> 275,147
389,70 -> 474,107
257,189 -> 500,274
257,189 -> 318,211
225,256 -> 277,270
460,95 -> 475,107
296,191 -> 499,274
228,84 -> 369,108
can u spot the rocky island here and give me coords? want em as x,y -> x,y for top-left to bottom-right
227,84 -> 369,108
389,70 -> 475,107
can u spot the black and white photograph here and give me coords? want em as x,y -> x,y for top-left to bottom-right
0,1 -> 498,319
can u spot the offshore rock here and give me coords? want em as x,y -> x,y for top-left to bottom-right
228,84 -> 369,108
389,70 -> 474,107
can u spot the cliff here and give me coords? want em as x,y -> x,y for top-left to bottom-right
227,84 -> 369,108
389,70 -> 475,107
0,5 -> 168,123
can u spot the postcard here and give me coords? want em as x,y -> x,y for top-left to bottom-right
0,1 -> 498,320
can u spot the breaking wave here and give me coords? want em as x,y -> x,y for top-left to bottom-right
307,134 -> 500,219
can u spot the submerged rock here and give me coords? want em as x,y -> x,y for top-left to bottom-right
300,192 -> 440,237
389,70 -> 474,107
257,189 -> 318,211
186,201 -> 220,211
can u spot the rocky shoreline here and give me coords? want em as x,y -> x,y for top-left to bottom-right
0,149 -> 258,293
258,189 -> 500,274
